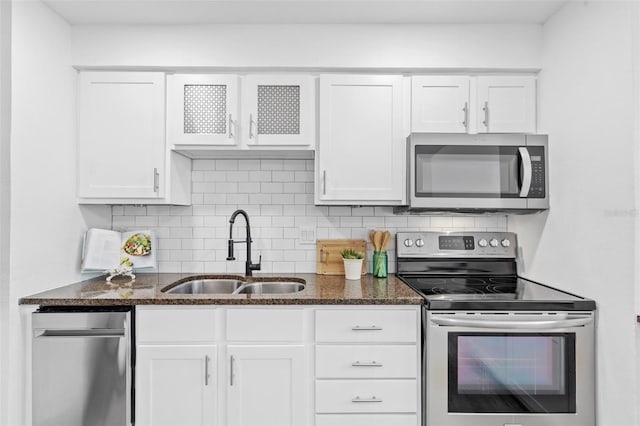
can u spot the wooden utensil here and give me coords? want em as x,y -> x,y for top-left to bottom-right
369,230 -> 377,249
381,231 -> 391,251
373,231 -> 382,252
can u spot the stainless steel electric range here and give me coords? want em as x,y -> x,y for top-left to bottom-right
396,231 -> 596,426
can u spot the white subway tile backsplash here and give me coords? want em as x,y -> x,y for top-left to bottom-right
272,171 -> 295,182
227,193 -> 249,205
261,159 -> 284,170
238,159 -> 260,170
283,160 -> 306,171
135,216 -> 158,227
114,159 -> 507,273
124,206 -> 147,216
215,159 -> 238,170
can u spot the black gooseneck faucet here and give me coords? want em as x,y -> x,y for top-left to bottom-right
226,209 -> 261,276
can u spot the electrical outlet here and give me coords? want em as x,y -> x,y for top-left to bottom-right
299,227 -> 316,245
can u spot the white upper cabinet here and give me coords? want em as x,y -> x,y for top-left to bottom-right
77,71 -> 191,205
242,75 -> 315,148
316,75 -> 405,205
77,71 -> 166,199
169,74 -> 239,146
411,75 -> 536,134
411,76 -> 470,133
477,75 -> 536,133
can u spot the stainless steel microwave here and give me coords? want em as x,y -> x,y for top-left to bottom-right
405,133 -> 549,212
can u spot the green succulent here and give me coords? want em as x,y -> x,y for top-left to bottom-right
342,248 -> 364,260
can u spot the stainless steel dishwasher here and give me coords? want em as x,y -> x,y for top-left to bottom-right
32,307 -> 133,426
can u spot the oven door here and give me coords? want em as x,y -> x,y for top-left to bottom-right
408,134 -> 548,210
425,311 -> 595,426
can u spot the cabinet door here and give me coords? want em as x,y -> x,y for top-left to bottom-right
411,76 -> 470,133
317,75 -> 404,204
77,72 -> 165,198
169,74 -> 239,146
136,345 -> 216,426
227,345 -> 306,426
242,75 -> 315,147
476,76 -> 536,133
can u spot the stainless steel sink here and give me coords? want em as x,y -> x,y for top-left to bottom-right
233,282 -> 306,295
163,279 -> 244,294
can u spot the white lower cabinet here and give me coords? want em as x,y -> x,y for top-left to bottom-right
315,308 -> 421,426
136,345 -> 217,426
136,305 -> 421,426
227,345 -> 306,426
315,414 -> 418,426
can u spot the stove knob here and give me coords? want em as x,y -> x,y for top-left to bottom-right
403,239 -> 414,247
415,238 -> 425,247
501,239 -> 511,247
478,239 -> 488,247
489,238 -> 499,247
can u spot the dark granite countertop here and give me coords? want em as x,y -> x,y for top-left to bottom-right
18,273 -> 423,306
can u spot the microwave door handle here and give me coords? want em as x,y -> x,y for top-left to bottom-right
430,315 -> 593,330
518,147 -> 532,197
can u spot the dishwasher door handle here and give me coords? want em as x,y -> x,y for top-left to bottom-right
34,329 -> 125,338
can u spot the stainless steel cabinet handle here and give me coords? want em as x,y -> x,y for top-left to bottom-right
230,355 -> 235,386
462,101 -> 468,130
518,147 -> 532,197
430,315 -> 594,330
482,101 -> 489,129
352,396 -> 382,403
153,168 -> 159,193
204,355 -> 210,386
34,329 -> 125,338
228,114 -> 234,139
249,114 -> 255,139
352,361 -> 383,367
351,325 -> 383,331
322,170 -> 326,195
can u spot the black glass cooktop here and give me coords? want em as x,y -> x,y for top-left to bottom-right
398,275 -> 596,311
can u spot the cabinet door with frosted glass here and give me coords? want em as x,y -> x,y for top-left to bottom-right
242,75 -> 315,148
169,74 -> 239,146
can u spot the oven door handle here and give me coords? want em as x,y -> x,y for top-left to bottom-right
519,147 -> 532,197
430,315 -> 593,329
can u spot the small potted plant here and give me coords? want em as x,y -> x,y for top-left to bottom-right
341,248 -> 364,280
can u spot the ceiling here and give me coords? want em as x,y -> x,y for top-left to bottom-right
38,0 -> 568,25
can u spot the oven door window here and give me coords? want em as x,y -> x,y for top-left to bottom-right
415,145 -> 521,198
448,333 -> 576,413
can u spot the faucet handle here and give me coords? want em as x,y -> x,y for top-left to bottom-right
251,255 -> 262,271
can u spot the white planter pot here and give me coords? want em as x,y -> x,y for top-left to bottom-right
343,258 -> 363,280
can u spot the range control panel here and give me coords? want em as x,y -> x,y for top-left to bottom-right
396,232 -> 517,258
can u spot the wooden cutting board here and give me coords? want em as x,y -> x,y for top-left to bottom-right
316,239 -> 367,276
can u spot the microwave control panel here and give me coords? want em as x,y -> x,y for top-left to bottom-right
527,146 -> 546,198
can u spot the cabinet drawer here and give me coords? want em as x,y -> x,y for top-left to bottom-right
226,308 -> 304,342
316,345 -> 417,379
315,309 -> 417,343
316,414 -> 418,426
137,307 -> 216,343
316,380 -> 417,414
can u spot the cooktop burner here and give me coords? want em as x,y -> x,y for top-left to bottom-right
400,275 -> 519,300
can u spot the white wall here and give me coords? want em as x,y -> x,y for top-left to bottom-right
509,3 -> 638,425
0,1 -> 10,424
71,24 -> 542,69
5,2 -> 110,425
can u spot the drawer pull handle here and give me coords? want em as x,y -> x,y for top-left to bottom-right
352,361 -> 383,367
352,325 -> 382,331
352,396 -> 382,403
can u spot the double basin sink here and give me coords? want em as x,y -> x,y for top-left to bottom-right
162,275 -> 306,295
